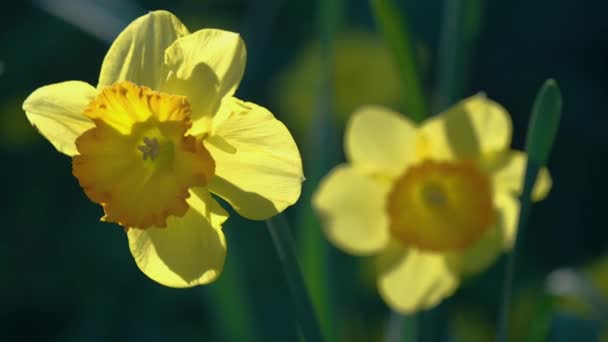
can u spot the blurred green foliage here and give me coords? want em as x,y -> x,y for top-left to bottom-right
1,0 -> 607,341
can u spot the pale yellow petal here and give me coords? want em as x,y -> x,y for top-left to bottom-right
127,188 -> 228,288
345,106 -> 418,177
445,166 -> 536,274
98,10 -> 189,89
494,193 -> 520,250
312,165 -> 391,255
205,97 -> 302,220
378,246 -> 459,313
22,81 -> 96,156
419,94 -> 512,160
162,28 -> 246,133
488,151 -> 552,201
445,225 -> 504,275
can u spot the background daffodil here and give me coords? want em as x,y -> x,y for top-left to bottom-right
22,10 -> 303,288
313,94 -> 552,313
273,31 -> 403,146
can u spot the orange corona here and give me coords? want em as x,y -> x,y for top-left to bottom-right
72,81 -> 215,229
387,160 -> 495,251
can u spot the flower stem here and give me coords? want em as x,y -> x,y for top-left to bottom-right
496,79 -> 562,342
205,254 -> 259,342
370,0 -> 428,123
434,0 -> 484,113
295,0 -> 342,340
496,162 -> 537,342
267,215 -> 325,342
385,312 -> 418,342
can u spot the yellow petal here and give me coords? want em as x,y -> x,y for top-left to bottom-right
445,225 -> 504,275
98,10 -> 189,90
345,106 -> 418,177
162,29 -> 246,134
312,165 -> 391,256
378,245 -> 459,313
205,97 -> 302,220
127,188 -> 228,287
420,94 -> 512,160
488,151 -> 552,201
494,193 -> 520,250
22,81 -> 97,156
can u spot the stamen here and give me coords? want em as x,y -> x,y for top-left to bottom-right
422,183 -> 447,207
138,137 -> 160,160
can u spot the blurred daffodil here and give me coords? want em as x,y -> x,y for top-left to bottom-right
23,11 -> 303,288
313,95 -> 551,313
273,31 -> 402,144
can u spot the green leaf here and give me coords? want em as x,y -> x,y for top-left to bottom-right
434,0 -> 484,112
496,79 -> 563,342
370,0 -> 428,122
267,215 -> 326,342
525,79 -> 563,167
205,258 -> 259,342
295,1 -> 343,341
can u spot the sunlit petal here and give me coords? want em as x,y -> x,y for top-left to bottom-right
378,245 -> 459,313
162,29 -> 246,135
420,94 -> 512,160
488,151 -> 552,201
127,189 -> 228,287
205,97 -> 302,220
313,165 -> 391,255
345,106 -> 418,177
494,193 -> 520,250
22,81 -> 96,156
98,10 -> 189,90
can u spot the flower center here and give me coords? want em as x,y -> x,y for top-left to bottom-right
421,182 -> 447,207
72,81 -> 215,229
138,137 -> 161,161
386,160 -> 495,251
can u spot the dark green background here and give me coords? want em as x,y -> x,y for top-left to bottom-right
1,0 -> 605,341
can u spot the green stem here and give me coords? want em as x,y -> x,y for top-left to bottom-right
496,79 -> 562,342
385,312 -> 418,342
295,0 -> 342,341
206,255 -> 258,342
434,0 -> 484,113
496,162 -> 538,342
267,215 -> 325,342
370,0 -> 428,122
434,0 -> 463,113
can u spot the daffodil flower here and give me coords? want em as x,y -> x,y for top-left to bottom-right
313,95 -> 551,313
23,11 -> 303,288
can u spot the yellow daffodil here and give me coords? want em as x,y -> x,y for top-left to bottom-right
22,11 -> 303,288
313,95 -> 551,313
